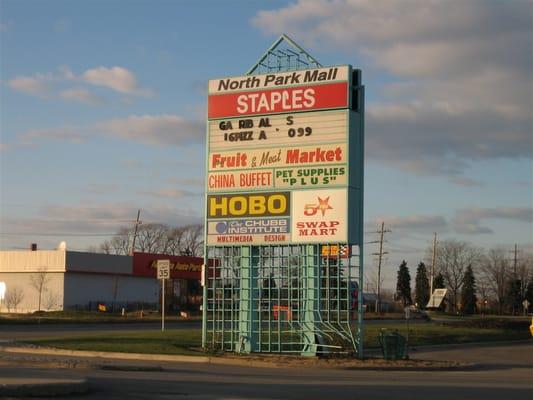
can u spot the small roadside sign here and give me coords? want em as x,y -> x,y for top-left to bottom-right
156,259 -> 170,332
157,260 -> 170,280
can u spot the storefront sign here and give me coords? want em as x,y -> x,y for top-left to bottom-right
274,166 -> 347,188
207,192 -> 290,219
207,165 -> 346,192
291,189 -> 347,243
208,83 -> 348,119
209,144 -> 346,171
206,217 -> 290,245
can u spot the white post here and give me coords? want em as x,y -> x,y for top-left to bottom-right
156,259 -> 170,332
162,279 -> 165,332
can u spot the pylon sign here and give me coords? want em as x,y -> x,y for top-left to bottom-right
206,65 -> 363,246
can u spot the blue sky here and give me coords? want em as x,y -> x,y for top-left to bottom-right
1,0 -> 532,288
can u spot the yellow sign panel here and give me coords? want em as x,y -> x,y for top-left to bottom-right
207,192 -> 290,219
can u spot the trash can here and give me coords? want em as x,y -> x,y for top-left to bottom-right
378,330 -> 406,360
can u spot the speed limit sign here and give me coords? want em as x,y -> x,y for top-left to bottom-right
157,260 -> 170,280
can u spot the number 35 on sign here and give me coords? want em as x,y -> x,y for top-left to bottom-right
157,260 -> 170,280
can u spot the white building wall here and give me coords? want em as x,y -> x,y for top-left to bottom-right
0,250 -> 66,273
63,273 -> 158,309
0,249 -> 157,313
0,272 -> 64,313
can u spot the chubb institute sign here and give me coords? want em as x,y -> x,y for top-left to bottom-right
206,65 -> 363,246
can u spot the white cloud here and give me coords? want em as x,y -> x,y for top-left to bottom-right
15,114 -> 204,148
81,66 -> 151,96
167,176 -> 205,188
6,65 -> 151,102
138,188 -> 200,198
96,115 -> 204,146
0,202 -> 202,250
7,75 -> 52,97
59,88 -> 104,105
18,126 -> 86,146
453,207 -> 533,234
252,0 -> 533,180
368,214 -> 448,233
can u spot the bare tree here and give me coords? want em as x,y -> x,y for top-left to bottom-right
100,223 -> 204,256
476,276 -> 492,313
480,248 -> 509,314
135,223 -> 171,253
100,227 -> 130,255
165,226 -> 186,255
435,240 -> 482,313
5,287 -> 24,312
365,265 -> 385,312
181,224 -> 204,256
517,251 -> 533,300
30,267 -> 50,312
44,292 -> 59,311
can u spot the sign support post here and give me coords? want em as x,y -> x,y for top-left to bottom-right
157,260 -> 170,332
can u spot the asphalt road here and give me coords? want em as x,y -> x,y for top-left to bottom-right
1,342 -> 531,399
0,321 -> 202,340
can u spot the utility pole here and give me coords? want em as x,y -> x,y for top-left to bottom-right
370,221 -> 391,314
129,209 -> 142,256
429,232 -> 437,299
512,244 -> 518,278
510,244 -> 520,315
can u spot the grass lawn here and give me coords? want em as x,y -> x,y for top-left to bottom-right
0,311 -> 201,324
22,322 -> 531,356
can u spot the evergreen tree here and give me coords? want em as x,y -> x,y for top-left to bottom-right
415,262 -> 430,309
461,264 -> 477,314
433,273 -> 445,289
396,260 -> 412,307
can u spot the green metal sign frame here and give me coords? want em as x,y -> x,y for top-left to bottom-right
203,35 -> 364,358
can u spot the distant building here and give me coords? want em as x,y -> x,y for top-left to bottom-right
0,245 -> 202,313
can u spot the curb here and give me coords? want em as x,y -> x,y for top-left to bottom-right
1,345 -> 473,371
0,378 -> 88,397
2,346 -> 211,364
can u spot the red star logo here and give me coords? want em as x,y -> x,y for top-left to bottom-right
316,196 -> 333,216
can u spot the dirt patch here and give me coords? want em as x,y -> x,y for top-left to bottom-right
213,353 -> 473,370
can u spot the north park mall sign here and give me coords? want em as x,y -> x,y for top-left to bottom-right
205,65 -> 364,246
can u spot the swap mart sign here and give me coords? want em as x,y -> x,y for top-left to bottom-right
205,65 -> 364,245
